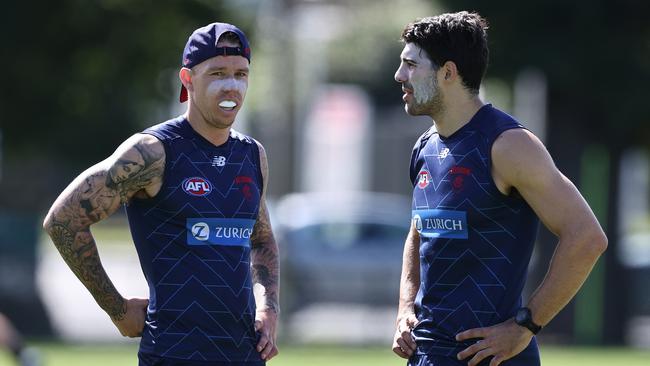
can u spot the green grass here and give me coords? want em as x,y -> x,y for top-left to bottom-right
1,343 -> 649,366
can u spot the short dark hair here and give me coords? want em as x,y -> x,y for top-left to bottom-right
401,11 -> 489,94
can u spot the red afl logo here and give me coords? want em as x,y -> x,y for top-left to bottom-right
182,177 -> 213,196
418,170 -> 431,189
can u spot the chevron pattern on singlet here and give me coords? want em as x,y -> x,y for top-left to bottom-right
409,105 -> 539,359
126,117 -> 263,363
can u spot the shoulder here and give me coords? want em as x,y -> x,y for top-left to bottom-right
230,129 -> 256,145
475,105 -> 524,141
491,128 -> 555,188
105,133 -> 165,198
252,138 -> 267,157
492,128 -> 546,161
143,116 -> 188,141
251,138 -> 268,172
112,133 -> 165,162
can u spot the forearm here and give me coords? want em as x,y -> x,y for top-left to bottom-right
250,200 -> 280,313
397,225 -> 420,320
526,233 -> 606,326
251,238 -> 280,313
45,221 -> 125,319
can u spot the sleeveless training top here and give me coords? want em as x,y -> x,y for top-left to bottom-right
126,116 -> 264,364
409,104 -> 540,360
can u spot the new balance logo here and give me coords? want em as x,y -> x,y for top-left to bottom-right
212,156 -> 226,167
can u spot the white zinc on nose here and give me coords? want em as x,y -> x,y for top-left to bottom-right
208,77 -> 247,96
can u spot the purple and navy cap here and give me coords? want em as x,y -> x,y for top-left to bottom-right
179,22 -> 251,102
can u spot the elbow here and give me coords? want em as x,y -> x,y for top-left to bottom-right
585,228 -> 608,258
596,231 -> 608,254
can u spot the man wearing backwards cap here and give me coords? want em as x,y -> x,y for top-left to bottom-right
44,22 -> 279,365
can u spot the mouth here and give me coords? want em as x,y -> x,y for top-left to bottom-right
218,99 -> 238,112
402,89 -> 413,102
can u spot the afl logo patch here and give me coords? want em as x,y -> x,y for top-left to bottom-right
418,170 -> 431,189
182,177 -> 213,196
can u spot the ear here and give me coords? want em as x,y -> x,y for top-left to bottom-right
179,67 -> 193,92
441,61 -> 458,82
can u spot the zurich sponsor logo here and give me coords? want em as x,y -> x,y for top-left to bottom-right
412,209 -> 468,239
183,177 -> 212,196
191,222 -> 210,241
187,218 -> 256,246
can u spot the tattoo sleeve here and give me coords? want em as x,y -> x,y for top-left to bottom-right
250,142 -> 280,313
43,134 -> 164,320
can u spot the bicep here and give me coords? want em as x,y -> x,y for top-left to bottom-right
493,130 -> 599,238
45,134 -> 164,230
402,220 -> 420,266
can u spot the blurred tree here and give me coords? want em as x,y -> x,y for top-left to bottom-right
326,0 -> 439,107
0,0 -> 240,210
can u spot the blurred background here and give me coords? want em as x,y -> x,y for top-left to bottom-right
1,0 -> 649,365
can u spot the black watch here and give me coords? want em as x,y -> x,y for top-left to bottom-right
514,307 -> 542,334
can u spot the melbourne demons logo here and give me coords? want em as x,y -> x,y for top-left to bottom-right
449,166 -> 471,191
234,176 -> 254,201
418,170 -> 431,189
182,177 -> 213,196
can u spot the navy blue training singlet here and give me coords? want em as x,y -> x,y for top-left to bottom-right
126,116 -> 264,365
409,105 -> 540,362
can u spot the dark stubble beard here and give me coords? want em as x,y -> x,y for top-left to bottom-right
408,88 -> 445,117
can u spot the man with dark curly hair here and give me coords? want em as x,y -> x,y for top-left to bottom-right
392,11 -> 607,366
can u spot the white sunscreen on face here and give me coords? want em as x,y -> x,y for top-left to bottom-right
208,77 -> 247,97
413,72 -> 437,105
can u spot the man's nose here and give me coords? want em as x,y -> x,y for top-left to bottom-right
395,65 -> 406,83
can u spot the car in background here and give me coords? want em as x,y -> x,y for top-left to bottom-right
273,191 -> 411,314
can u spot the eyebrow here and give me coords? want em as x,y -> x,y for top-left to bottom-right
205,66 -> 250,73
402,57 -> 418,64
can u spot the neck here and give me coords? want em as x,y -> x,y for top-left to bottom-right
185,105 -> 231,146
431,94 -> 484,138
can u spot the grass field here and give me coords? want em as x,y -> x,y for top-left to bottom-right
0,343 -> 649,366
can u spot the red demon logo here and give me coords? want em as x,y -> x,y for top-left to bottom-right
235,176 -> 254,201
449,166 -> 471,191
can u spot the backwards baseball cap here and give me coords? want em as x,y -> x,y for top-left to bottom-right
179,22 -> 251,103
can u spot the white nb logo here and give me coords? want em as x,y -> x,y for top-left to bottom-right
191,222 -> 210,241
212,156 -> 226,167
439,148 -> 450,159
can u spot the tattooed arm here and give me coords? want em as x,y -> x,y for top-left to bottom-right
250,141 -> 280,361
42,134 -> 164,337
